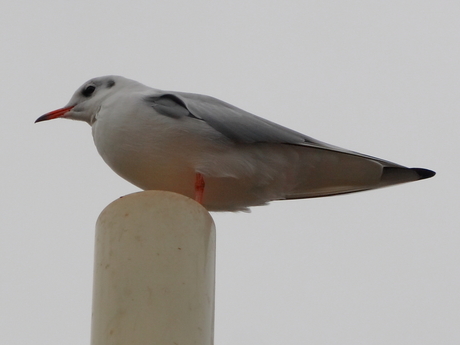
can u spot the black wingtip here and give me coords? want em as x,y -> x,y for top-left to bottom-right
380,166 -> 435,186
412,168 -> 436,180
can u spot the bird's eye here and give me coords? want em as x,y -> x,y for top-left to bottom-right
82,85 -> 96,97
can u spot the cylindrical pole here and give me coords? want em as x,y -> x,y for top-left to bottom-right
90,191 -> 216,345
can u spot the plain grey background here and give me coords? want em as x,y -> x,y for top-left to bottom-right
1,1 -> 458,344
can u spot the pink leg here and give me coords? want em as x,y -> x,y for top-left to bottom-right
195,173 -> 205,204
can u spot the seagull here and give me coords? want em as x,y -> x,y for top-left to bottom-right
35,76 -> 435,211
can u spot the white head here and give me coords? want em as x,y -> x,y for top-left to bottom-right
35,76 -> 133,125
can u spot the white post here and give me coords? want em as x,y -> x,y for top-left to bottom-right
90,191 -> 216,345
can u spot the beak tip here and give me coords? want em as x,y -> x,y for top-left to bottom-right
34,114 -> 51,123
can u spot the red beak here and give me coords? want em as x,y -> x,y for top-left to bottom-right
35,105 -> 75,123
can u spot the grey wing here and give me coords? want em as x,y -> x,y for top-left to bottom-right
143,91 -> 434,188
144,90 -> 399,165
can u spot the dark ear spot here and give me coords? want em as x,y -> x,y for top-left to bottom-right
107,80 -> 115,88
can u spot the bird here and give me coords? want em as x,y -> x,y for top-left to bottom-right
35,76 -> 435,211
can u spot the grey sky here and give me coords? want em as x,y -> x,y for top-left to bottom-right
1,1 -> 458,344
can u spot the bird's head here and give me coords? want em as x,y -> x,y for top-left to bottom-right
35,76 -> 126,125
